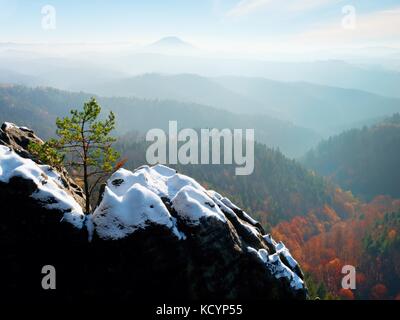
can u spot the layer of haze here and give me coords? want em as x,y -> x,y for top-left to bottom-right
1,0 -> 400,157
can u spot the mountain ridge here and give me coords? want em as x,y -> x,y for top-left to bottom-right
0,84 -> 321,157
86,73 -> 400,135
302,113 -> 400,200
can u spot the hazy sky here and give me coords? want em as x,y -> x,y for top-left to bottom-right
1,0 -> 400,52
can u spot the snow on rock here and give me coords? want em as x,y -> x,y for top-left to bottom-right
275,241 -> 299,269
2,122 -> 36,136
171,185 -> 226,225
207,190 -> 236,218
93,164 -> 228,239
92,184 -> 184,240
208,189 -> 262,231
0,124 -> 308,300
3,122 -> 20,130
92,164 -> 305,294
263,234 -> 277,246
107,165 -> 203,199
248,233 -> 304,291
0,145 -> 84,228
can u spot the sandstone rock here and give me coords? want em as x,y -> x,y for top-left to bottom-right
0,122 -> 308,302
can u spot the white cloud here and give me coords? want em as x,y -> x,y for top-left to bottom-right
226,0 -> 336,17
295,7 -> 400,46
287,0 -> 336,12
226,0 -> 273,17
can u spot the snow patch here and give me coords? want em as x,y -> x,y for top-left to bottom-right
275,241 -> 299,269
248,234 -> 304,291
171,185 -> 226,225
208,190 -> 259,227
93,183 -> 184,240
207,190 -> 236,219
2,122 -> 34,134
3,122 -> 18,130
263,234 -> 277,246
85,215 -> 95,242
108,165 -> 203,200
0,145 -> 84,228
95,162 -> 303,291
96,165 -> 228,239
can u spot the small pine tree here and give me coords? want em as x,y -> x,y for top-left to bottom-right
30,97 -> 119,213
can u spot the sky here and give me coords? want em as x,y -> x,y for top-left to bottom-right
0,0 -> 400,53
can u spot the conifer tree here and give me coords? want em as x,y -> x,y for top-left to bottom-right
30,97 -> 119,213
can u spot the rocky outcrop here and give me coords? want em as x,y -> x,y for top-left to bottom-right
0,122 -> 86,209
0,123 -> 89,303
0,123 -> 308,302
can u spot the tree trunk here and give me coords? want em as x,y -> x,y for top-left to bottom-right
83,159 -> 90,214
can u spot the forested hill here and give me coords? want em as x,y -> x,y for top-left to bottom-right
0,84 -> 319,158
302,114 -> 400,200
116,133 -> 352,228
116,125 -> 400,300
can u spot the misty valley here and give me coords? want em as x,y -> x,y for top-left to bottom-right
1,0 -> 400,308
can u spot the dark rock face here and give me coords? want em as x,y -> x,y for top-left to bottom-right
0,122 -> 86,209
0,122 -> 43,159
0,123 -> 88,302
0,123 -> 308,303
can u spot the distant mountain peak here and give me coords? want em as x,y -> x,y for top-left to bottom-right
144,36 -> 197,55
149,36 -> 193,48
